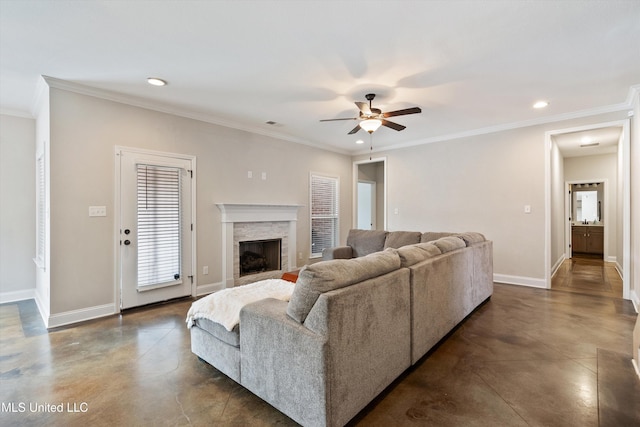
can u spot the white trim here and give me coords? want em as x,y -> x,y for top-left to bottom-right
42,77 -> 639,157
115,146 -> 197,309
551,255 -> 565,279
632,359 -> 640,381
47,303 -> 116,329
494,274 -> 548,289
42,76 -> 350,156
0,289 -> 36,304
352,157 -> 387,230
545,119 -> 631,301
216,203 -> 301,288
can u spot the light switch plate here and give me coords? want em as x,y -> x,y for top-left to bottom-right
89,206 -> 107,217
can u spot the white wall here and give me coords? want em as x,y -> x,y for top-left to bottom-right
564,154 -> 618,262
0,114 -> 36,301
46,87 -> 352,321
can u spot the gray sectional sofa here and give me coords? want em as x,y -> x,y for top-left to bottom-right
189,229 -> 493,427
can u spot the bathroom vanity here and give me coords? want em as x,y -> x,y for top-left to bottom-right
571,225 -> 604,255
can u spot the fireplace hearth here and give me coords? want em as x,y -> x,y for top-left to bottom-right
239,239 -> 282,276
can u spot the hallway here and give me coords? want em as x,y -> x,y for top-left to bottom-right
552,255 -> 623,299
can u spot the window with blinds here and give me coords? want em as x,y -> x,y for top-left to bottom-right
34,151 -> 45,270
310,173 -> 339,257
137,164 -> 182,289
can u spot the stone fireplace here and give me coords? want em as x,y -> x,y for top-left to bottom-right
216,204 -> 300,287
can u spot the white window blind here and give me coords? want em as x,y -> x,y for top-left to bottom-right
310,174 -> 339,257
34,152 -> 45,270
137,164 -> 182,289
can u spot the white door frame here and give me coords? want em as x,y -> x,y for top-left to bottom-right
545,119 -> 630,300
353,157 -> 387,230
114,146 -> 197,311
564,179 -> 609,260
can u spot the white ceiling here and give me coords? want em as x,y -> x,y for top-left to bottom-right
1,0 -> 639,154
554,126 -> 622,158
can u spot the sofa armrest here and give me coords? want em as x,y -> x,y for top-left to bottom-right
240,299 -> 328,427
321,245 -> 352,260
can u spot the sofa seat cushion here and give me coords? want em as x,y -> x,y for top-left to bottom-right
287,248 -> 401,323
346,229 -> 388,257
192,318 -> 240,347
397,242 -> 442,267
433,236 -> 466,253
384,231 -> 422,249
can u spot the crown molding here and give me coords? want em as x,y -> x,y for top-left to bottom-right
40,76 -> 350,156
357,96 -> 635,156
0,108 -> 34,119
37,76 -> 638,158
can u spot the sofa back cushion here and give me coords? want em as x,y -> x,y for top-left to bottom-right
432,236 -> 466,253
384,231 -> 422,249
397,242 -> 442,267
456,232 -> 486,246
346,229 -> 388,257
287,248 -> 401,323
421,231 -> 455,243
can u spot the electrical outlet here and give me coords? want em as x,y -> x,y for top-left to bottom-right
261,172 -> 267,180
203,266 -> 209,275
524,205 -> 532,214
248,171 -> 253,178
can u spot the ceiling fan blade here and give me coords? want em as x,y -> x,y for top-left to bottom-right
348,124 -> 362,135
355,101 -> 371,115
319,117 -> 358,122
382,119 -> 406,131
382,107 -> 422,118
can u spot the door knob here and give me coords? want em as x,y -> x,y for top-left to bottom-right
124,229 -> 130,235
124,240 -> 131,245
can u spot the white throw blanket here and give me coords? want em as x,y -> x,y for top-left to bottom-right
186,279 -> 295,331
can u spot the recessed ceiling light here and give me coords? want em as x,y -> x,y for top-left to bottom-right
533,100 -> 549,109
580,142 -> 600,148
356,139 -> 364,144
147,77 -> 167,86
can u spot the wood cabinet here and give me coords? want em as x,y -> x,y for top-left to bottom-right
571,226 -> 604,255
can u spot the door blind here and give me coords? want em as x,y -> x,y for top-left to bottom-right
137,164 -> 182,289
310,174 -> 339,257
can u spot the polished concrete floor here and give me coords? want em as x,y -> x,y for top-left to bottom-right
1,269 -> 638,426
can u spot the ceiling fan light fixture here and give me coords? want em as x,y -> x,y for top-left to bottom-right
360,119 -> 382,133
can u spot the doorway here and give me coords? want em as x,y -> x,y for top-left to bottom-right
546,119 -> 630,301
357,180 -> 376,230
116,147 -> 196,310
353,158 -> 386,230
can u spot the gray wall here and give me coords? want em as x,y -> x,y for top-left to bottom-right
44,88 -> 352,316
354,111 -> 630,287
0,114 -> 35,300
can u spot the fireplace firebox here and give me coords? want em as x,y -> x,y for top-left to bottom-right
239,239 -> 282,277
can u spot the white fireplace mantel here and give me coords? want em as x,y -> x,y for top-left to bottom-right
216,203 -> 301,287
216,203 -> 301,223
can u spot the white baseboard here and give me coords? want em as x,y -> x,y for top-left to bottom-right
630,289 -> 639,313
494,274 -> 547,289
195,281 -> 224,296
47,303 -> 116,329
632,358 -> 640,380
0,288 -> 36,304
551,255 -> 565,278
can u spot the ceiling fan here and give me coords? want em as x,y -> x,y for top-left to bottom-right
320,93 -> 421,134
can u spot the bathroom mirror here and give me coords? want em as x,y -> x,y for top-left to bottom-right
571,183 -> 603,223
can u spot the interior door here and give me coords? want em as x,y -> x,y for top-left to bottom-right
357,181 -> 376,230
118,149 -> 193,309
